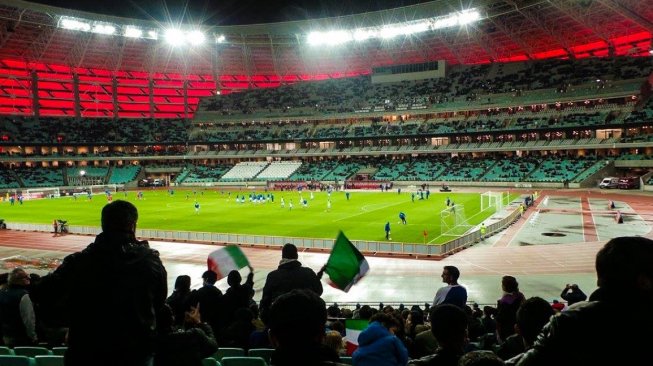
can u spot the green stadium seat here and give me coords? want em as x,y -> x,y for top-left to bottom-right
221,357 -> 267,366
0,347 -> 12,355
50,348 -> 66,356
0,355 -> 31,366
247,349 -> 274,364
211,348 -> 245,362
202,358 -> 220,366
340,356 -> 353,365
34,355 -> 64,366
12,347 -> 51,357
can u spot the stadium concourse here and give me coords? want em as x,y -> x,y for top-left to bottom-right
0,188 -> 651,306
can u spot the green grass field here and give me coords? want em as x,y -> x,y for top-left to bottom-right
0,189 -> 515,244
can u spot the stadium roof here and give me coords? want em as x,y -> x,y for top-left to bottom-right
0,0 -> 651,77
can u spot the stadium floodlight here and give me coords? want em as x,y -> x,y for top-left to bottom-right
216,34 -> 226,43
353,29 -> 376,41
124,26 -> 143,38
165,29 -> 185,46
187,30 -> 206,45
305,8 -> 481,46
457,9 -> 481,25
308,30 -> 352,46
147,30 -> 158,40
58,16 -> 91,32
91,23 -> 116,35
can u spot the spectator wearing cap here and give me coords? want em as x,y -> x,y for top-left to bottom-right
186,270 -> 224,336
260,243 -> 324,324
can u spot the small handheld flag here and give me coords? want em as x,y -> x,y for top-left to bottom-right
324,231 -> 369,292
207,245 -> 250,280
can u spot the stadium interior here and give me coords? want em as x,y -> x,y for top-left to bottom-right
0,0 -> 652,362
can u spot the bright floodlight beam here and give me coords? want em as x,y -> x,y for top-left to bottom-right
91,23 -> 116,35
165,29 -> 185,46
306,8 -> 481,45
59,17 -> 91,32
124,26 -> 143,38
187,30 -> 206,46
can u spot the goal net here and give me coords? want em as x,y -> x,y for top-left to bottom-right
25,187 -> 60,199
481,191 -> 505,213
439,204 -> 473,235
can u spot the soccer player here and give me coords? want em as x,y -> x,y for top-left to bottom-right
194,201 -> 200,214
345,192 -> 350,201
289,200 -> 293,211
385,222 -> 391,240
326,199 -> 331,212
446,197 -> 450,206
411,192 -> 415,202
399,212 -> 407,225
281,197 -> 285,208
310,191 -> 314,200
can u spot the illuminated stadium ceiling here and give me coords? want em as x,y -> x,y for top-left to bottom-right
0,0 -> 651,76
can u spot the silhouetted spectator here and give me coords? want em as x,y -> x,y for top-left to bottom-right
496,276 -> 525,343
37,200 -> 167,366
267,289 -> 346,366
559,284 -> 587,306
261,243 -> 323,323
497,297 -> 554,362
154,304 -> 218,366
408,304 -> 468,366
166,275 -> 191,328
0,268 -> 37,346
516,237 -> 653,365
186,270 -> 224,336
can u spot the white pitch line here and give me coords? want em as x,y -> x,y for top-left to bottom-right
333,200 -> 406,222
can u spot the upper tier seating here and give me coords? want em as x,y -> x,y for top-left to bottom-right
220,162 -> 269,181
198,57 -> 652,119
256,162 -> 302,180
108,165 -> 141,184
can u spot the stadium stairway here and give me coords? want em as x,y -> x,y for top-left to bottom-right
62,168 -> 68,186
105,166 -> 114,184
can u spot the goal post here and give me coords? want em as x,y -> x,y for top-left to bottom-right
439,204 -> 473,234
25,187 -> 60,199
481,191 -> 505,212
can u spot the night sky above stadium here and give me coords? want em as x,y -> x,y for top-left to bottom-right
30,0 -> 434,25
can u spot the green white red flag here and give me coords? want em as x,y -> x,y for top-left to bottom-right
345,319 -> 369,356
324,231 -> 369,292
207,245 -> 250,280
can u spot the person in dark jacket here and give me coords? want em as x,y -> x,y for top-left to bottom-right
408,305 -> 468,366
352,312 -> 408,366
186,270 -> 224,336
154,304 -> 218,366
516,236 -> 653,366
260,243 -> 323,323
0,268 -> 37,346
267,289 -> 347,366
559,284 -> 587,306
222,267 -> 255,324
36,200 -> 168,366
166,275 -> 191,328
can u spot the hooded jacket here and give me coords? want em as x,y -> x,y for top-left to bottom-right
352,321 -> 409,366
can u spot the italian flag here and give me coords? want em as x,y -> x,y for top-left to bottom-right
345,319 -> 369,356
325,231 -> 369,292
207,245 -> 250,280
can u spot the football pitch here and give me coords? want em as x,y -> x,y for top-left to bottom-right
0,189 -> 515,244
